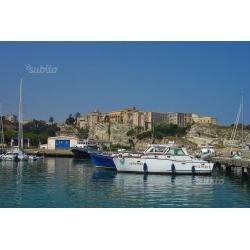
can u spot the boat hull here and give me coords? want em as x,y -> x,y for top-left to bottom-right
90,153 -> 116,170
0,155 -> 28,161
113,157 -> 213,175
71,148 -> 98,159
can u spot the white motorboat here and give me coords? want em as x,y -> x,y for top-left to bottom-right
198,145 -> 216,159
113,146 -> 214,175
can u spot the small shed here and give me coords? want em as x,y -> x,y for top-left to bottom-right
47,136 -> 78,150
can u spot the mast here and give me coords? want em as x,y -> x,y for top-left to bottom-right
229,96 -> 244,153
18,79 -> 23,149
241,94 -> 244,150
0,103 -> 4,151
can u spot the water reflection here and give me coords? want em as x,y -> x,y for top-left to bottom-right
1,158 -> 250,207
92,170 -> 117,181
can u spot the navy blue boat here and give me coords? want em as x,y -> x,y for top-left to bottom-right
90,153 -> 116,170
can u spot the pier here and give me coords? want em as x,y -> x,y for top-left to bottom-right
24,149 -> 74,158
210,155 -> 250,176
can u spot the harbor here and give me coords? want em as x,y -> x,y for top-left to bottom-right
0,42 -> 250,209
1,156 -> 250,208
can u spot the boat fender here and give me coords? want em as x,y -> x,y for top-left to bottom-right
192,166 -> 195,174
171,164 -> 176,174
118,154 -> 123,159
143,163 -> 148,173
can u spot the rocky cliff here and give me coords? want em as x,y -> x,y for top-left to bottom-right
186,124 -> 250,148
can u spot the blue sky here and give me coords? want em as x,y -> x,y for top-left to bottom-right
0,42 -> 249,125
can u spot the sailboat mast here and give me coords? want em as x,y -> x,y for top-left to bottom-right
0,103 -> 4,151
18,79 -> 23,149
241,95 -> 244,150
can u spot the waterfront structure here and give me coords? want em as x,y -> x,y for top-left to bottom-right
47,136 -> 78,150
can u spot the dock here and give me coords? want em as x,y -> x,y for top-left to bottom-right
210,155 -> 250,175
24,149 -> 74,158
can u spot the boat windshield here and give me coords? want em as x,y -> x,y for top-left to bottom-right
165,147 -> 186,156
145,146 -> 168,154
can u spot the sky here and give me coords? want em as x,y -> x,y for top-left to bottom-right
0,42 -> 249,125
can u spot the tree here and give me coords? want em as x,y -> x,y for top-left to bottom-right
78,127 -> 89,139
65,114 -> 75,125
49,117 -> 54,123
107,122 -> 111,140
75,112 -> 81,119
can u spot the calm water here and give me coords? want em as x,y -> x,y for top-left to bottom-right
1,157 -> 250,208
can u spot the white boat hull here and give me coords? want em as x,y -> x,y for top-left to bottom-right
113,156 -> 214,174
0,150 -> 29,161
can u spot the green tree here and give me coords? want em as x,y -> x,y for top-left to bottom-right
78,127 -> 89,139
65,114 -> 75,125
107,122 -> 111,140
75,112 -> 81,119
49,117 -> 54,123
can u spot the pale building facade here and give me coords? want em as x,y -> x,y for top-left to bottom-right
191,114 -> 217,125
76,108 -> 217,131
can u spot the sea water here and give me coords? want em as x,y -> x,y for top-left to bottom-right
0,157 -> 250,208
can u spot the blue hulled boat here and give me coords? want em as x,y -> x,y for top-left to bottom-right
71,139 -> 99,159
90,153 -> 116,170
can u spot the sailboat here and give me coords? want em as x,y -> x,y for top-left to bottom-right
0,103 -> 5,157
1,79 -> 28,161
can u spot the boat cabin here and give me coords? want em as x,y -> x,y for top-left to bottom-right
144,144 -> 170,154
201,145 -> 215,154
76,139 -> 98,149
144,145 -> 188,156
165,147 -> 188,156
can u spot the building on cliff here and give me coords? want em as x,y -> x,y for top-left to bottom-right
190,113 -> 217,125
77,108 -> 149,129
77,108 -> 217,131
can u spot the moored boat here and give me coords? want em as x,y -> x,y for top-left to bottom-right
113,146 -> 214,175
1,147 -> 28,161
90,144 -> 175,170
1,80 -> 28,162
90,153 -> 116,169
198,145 -> 216,159
71,139 -> 99,159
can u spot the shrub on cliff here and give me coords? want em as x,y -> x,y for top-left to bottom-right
136,124 -> 188,140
